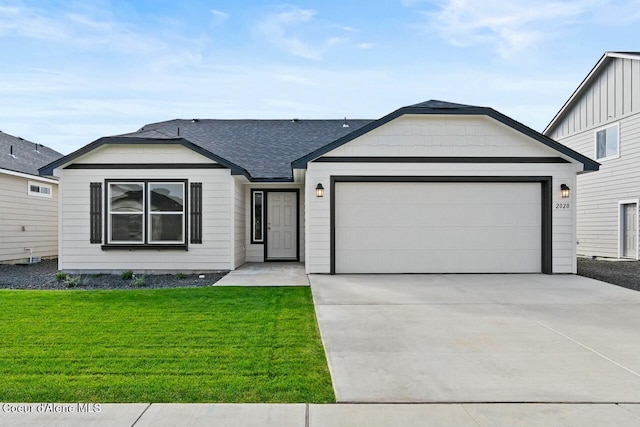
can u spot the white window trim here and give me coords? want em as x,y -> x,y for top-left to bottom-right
252,190 -> 264,243
27,181 -> 52,198
618,199 -> 639,260
594,123 -> 620,162
107,182 -> 145,244
147,182 -> 186,244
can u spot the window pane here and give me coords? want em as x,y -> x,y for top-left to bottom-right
111,214 -> 143,242
151,214 -> 183,242
254,192 -> 263,241
110,183 -> 143,212
596,130 -> 606,159
150,183 -> 184,212
606,126 -> 618,157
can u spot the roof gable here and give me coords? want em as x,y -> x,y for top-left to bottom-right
323,114 -> 567,158
39,137 -> 250,177
544,51 -> 640,136
292,100 -> 599,172
0,131 -> 62,176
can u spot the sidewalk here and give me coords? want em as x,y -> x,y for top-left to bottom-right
2,403 -> 640,426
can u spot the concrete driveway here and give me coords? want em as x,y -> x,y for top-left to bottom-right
309,274 -> 640,403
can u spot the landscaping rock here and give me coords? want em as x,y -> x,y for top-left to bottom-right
0,259 -> 227,290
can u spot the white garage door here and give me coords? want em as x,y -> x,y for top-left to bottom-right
335,181 -> 541,273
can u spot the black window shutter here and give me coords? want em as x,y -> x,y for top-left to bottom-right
89,182 -> 102,243
190,182 -> 202,244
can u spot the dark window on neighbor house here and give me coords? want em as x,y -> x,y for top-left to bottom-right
106,180 -> 186,245
252,190 -> 264,243
595,124 -> 619,160
28,181 -> 52,198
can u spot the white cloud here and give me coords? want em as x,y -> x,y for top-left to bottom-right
210,9 -> 229,27
420,0 -> 599,57
255,6 -> 352,60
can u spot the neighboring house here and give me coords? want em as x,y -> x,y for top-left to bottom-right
544,52 -> 640,260
0,131 -> 63,263
40,100 -> 597,274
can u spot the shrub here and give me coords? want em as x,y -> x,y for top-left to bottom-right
121,270 -> 134,280
54,272 -> 68,281
64,276 -> 80,288
176,272 -> 187,280
131,275 -> 146,287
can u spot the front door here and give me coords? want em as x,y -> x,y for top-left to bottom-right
266,192 -> 297,260
623,203 -> 637,258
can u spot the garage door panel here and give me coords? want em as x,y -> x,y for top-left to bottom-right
338,204 -> 540,227
336,249 -> 541,273
335,182 -> 540,205
336,226 -> 541,251
335,181 -> 542,273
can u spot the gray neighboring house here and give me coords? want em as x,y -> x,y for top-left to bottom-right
544,52 -> 640,260
0,131 -> 63,263
41,100 -> 597,274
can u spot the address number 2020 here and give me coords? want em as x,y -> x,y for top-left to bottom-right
555,203 -> 570,209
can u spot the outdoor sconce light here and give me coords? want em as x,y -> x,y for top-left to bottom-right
560,184 -> 570,198
316,183 -> 325,198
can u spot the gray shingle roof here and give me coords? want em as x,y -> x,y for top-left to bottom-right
0,131 -> 62,176
123,119 -> 373,179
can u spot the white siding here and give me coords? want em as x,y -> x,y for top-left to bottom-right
0,173 -> 58,262
75,143 -> 217,164
57,144 -> 233,273
549,57 -> 640,139
305,115 -> 582,274
554,112 -> 640,258
328,115 -> 563,158
233,177 -> 246,268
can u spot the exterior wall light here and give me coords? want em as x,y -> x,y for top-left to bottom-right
316,183 -> 325,198
560,184 -> 570,198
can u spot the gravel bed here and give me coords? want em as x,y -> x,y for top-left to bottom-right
577,257 -> 640,291
0,259 -> 228,290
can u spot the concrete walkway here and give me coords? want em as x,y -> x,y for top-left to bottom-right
310,273 -> 640,403
214,262 -> 308,286
3,403 -> 640,426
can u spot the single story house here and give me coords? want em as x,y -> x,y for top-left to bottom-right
40,100 -> 598,274
0,131 -> 62,263
544,51 -> 640,260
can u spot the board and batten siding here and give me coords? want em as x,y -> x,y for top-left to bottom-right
0,173 -> 58,262
548,57 -> 640,140
56,144 -> 234,272
553,111 -> 640,258
305,115 -> 583,274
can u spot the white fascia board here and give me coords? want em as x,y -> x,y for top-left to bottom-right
0,168 -> 58,184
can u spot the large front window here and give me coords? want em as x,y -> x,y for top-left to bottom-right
107,181 -> 185,245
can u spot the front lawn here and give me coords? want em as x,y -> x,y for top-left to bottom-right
0,287 -> 334,403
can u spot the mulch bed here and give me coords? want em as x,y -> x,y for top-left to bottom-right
0,258 -> 227,290
577,257 -> 640,291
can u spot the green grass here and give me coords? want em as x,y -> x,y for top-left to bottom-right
0,287 -> 334,403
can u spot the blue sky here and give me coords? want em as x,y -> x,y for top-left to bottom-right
1,0 -> 639,154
